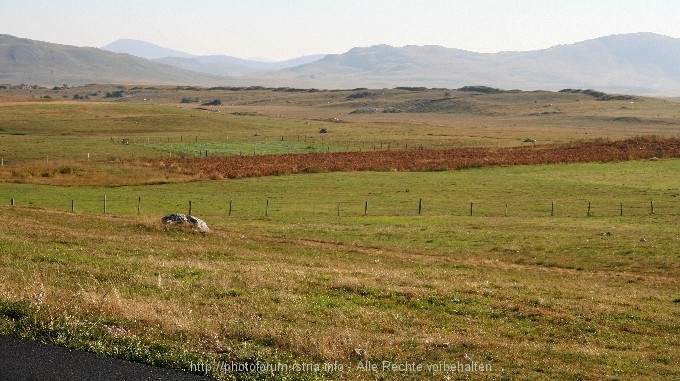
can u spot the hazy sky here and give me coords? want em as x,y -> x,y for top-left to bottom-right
2,0 -> 679,60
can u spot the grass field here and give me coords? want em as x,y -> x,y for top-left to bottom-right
0,86 -> 679,380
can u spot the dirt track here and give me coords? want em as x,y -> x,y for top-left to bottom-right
145,137 -> 680,179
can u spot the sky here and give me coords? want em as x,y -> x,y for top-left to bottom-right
2,0 -> 680,60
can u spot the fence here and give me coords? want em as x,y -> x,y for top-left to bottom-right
5,195 -> 673,220
0,132 -> 464,166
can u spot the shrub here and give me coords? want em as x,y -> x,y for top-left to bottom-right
347,91 -> 375,99
458,86 -> 503,94
201,99 -> 222,106
105,90 -> 125,98
582,89 -> 607,98
395,86 -> 428,91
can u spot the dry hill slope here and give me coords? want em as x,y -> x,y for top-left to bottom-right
0,35 -> 225,87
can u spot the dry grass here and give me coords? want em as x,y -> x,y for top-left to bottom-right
1,198 -> 678,380
1,86 -> 679,380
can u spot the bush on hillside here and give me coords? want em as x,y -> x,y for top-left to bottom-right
201,99 -> 222,106
458,86 -> 503,94
347,91 -> 376,99
104,90 -> 125,98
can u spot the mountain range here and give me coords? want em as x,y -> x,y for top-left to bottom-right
243,33 -> 680,95
101,39 -> 196,60
102,39 -> 327,76
2,33 -> 680,95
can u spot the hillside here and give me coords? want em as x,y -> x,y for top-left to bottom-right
0,35 -> 224,87
234,33 -> 680,95
3,33 -> 680,95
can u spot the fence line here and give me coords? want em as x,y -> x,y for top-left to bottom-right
6,196 -> 671,219
0,134 -> 463,165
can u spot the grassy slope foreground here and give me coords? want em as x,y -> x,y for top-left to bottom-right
1,163 -> 679,380
0,86 -> 679,380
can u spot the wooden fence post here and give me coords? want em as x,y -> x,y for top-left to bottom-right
266,199 -> 269,217
551,201 -> 554,216
650,200 -> 654,214
11,198 -> 14,206
72,200 -> 75,212
418,199 -> 422,215
620,202 -> 623,216
587,201 -> 591,217
229,198 -> 232,216
189,200 -> 192,215
337,203 -> 340,217
364,201 -> 368,216
505,203 -> 508,217
104,195 -> 107,214
137,196 -> 141,216
470,202 -> 474,216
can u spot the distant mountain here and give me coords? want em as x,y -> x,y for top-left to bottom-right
102,38 -> 326,76
492,32 -> 680,93
154,54 -> 327,76
0,34 -> 224,86
3,33 -> 680,95
102,39 -> 195,60
233,32 -> 680,95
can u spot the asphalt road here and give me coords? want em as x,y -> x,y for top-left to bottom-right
0,335 -> 212,381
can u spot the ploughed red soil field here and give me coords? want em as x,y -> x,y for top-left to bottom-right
144,137 -> 680,179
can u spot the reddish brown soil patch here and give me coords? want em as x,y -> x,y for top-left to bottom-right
144,137 -> 680,179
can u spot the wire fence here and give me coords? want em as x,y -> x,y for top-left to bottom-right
0,133 -> 483,166
5,195 -> 675,220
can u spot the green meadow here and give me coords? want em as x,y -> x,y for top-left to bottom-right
0,86 -> 679,380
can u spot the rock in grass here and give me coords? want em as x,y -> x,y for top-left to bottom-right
187,215 -> 211,233
162,213 -> 188,225
161,213 -> 211,233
